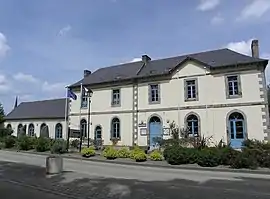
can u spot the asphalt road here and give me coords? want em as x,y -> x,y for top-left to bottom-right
0,151 -> 270,199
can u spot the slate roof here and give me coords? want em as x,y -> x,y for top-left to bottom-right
70,48 -> 268,88
5,98 -> 66,120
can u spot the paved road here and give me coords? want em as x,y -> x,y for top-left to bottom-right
0,151 -> 270,199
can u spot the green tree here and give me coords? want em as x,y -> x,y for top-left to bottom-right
0,102 -> 4,125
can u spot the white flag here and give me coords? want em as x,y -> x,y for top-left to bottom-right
83,87 -> 89,95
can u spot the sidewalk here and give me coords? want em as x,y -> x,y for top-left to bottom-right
4,149 -> 270,175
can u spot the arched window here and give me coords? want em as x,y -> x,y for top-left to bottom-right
28,124 -> 35,137
40,123 -> 49,138
111,117 -> 120,139
55,123 -> 63,139
95,126 -> 102,140
17,124 -> 23,134
228,112 -> 245,147
80,119 -> 87,138
186,114 -> 199,137
6,124 -> 12,130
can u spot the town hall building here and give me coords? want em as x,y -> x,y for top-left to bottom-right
5,39 -> 269,149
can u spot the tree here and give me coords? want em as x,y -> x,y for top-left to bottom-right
0,102 -> 5,125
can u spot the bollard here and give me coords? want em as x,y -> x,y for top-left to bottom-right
46,155 -> 63,175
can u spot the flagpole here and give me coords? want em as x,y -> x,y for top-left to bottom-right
64,86 -> 68,140
79,83 -> 83,152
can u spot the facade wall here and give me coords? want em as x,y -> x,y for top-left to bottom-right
68,60 -> 268,147
4,119 -> 67,139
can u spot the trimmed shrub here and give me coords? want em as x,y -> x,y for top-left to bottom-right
50,139 -> 67,154
219,147 -> 241,166
197,148 -> 221,167
102,146 -> 117,160
0,142 -> 4,149
117,147 -> 130,158
4,136 -> 16,148
149,150 -> 163,161
130,146 -> 144,159
35,137 -> 51,152
70,139 -> 80,149
230,150 -> 258,169
81,147 -> 95,157
0,128 -> 13,138
165,146 -> 198,165
16,135 -> 36,151
133,151 -> 147,162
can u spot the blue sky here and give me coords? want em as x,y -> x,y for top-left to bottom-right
0,0 -> 270,113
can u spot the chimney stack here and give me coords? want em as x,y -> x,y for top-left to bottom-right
251,39 -> 259,58
142,55 -> 151,65
84,70 -> 91,77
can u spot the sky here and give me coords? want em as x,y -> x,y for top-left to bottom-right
0,0 -> 270,114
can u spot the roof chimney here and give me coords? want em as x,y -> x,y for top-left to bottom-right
84,70 -> 91,77
251,39 -> 259,58
142,55 -> 151,65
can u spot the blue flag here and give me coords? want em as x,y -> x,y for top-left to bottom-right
67,89 -> 77,100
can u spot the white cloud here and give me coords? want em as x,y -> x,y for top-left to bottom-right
237,0 -> 270,21
197,0 -> 220,11
0,74 -> 10,94
211,15 -> 224,25
0,32 -> 10,59
130,58 -> 141,62
225,39 -> 255,55
58,25 -> 72,36
13,72 -> 38,83
42,81 -> 66,93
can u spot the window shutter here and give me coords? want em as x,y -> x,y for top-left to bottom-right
184,80 -> 188,100
195,79 -> 199,100
224,76 -> 229,98
148,85 -> 152,103
237,75 -> 242,96
158,84 -> 161,103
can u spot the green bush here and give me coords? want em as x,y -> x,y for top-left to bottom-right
102,146 -> 117,160
149,150 -> 163,161
81,147 -> 95,157
197,148 -> 221,167
242,139 -> 270,150
0,128 -> 13,138
117,147 -> 130,158
4,136 -> 16,148
50,139 -> 67,154
219,147 -> 241,165
230,150 -> 258,169
130,146 -> 144,159
165,146 -> 198,165
0,142 -> 4,149
133,151 -> 147,162
240,148 -> 270,168
35,137 -> 51,152
16,135 -> 36,151
70,139 -> 80,148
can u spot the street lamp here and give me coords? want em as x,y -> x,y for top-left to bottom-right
87,89 -> 93,148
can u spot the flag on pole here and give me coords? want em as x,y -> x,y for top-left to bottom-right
67,89 -> 77,100
82,86 -> 89,96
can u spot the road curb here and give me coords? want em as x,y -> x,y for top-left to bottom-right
2,149 -> 270,175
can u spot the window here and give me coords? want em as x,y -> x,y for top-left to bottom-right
111,117 -> 120,139
28,124 -> 35,137
186,114 -> 199,137
149,84 -> 160,103
40,123 -> 49,138
111,89 -> 121,106
81,95 -> 88,108
226,75 -> 242,98
229,112 -> 245,139
95,126 -> 102,140
55,123 -> 63,139
185,79 -> 198,101
6,124 -> 12,130
80,119 -> 87,138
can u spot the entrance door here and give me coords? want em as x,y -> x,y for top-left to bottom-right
94,126 -> 102,148
149,116 -> 162,148
229,112 -> 245,149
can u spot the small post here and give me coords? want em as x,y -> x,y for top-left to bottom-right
46,155 -> 63,175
